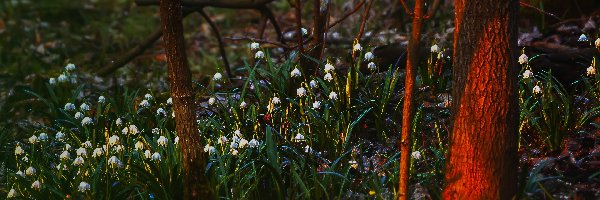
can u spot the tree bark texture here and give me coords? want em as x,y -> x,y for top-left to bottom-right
158,0 -> 213,199
444,0 -> 519,199
398,0 -> 424,199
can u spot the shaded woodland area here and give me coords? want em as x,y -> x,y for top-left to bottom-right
1,0 -> 600,199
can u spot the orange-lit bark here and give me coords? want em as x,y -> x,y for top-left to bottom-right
443,0 -> 519,199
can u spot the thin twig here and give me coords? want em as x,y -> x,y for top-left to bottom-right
258,5 -> 285,43
519,1 -> 561,20
399,0 -> 412,16
198,9 -> 232,78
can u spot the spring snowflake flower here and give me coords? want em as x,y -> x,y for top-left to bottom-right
290,67 -> 301,77
167,97 -> 173,105
152,128 -> 160,135
65,63 -> 76,71
144,150 -> 152,159
230,141 -> 239,149
240,101 -> 247,109
49,78 -> 56,85
58,74 -> 69,83
31,180 -> 41,190
55,132 -> 65,141
28,135 -> 38,144
64,103 -> 76,111
272,97 -> 281,105
297,87 -> 307,97
310,80 -> 318,88
204,144 -> 216,154
312,101 -> 321,109
208,97 -> 216,105
135,141 -> 144,151
122,125 -> 139,135
78,181 -> 90,192
156,108 -> 167,116
587,65 -> 596,76
353,43 -> 363,52
144,93 -> 153,100
81,117 -> 93,126
74,112 -> 84,119
213,73 -> 222,81
7,188 -> 17,198
255,51 -> 265,59
304,145 -> 313,153
248,139 -> 259,148
98,96 -> 106,103
16,171 -> 24,177
533,85 -> 542,94
26,166 -> 36,176
430,44 -> 440,53
139,100 -> 150,108
38,132 -> 48,141
367,62 -> 377,70
411,151 -> 422,160
65,144 -> 72,150
518,53 -> 528,65
114,144 -> 124,153
218,136 -> 228,145
324,73 -> 333,82
596,38 -> 600,47
108,156 -> 123,168
92,148 -> 103,158
157,136 -> 168,147
239,138 -> 249,148
115,118 -> 123,126
80,103 -> 90,111
82,140 -> 92,148
108,135 -> 120,146
324,63 -> 335,72
174,136 -> 179,144
329,91 -> 338,100
76,147 -> 87,157
578,34 -> 588,42
364,52 -> 374,61
14,145 -> 24,156
522,70 -> 533,79
293,133 -> 305,142
72,156 -> 84,166
234,130 -> 242,136
250,42 -> 260,50
22,156 -> 29,162
151,152 -> 161,161
301,27 -> 308,35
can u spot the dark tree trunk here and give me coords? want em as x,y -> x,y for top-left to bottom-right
398,0 -> 424,199
444,0 -> 519,199
158,0 -> 213,199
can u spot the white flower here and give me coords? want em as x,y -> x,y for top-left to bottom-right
409,151 -> 421,160
57,74 -> 68,83
522,70 -> 533,79
324,63 -> 335,72
98,96 -> 106,103
65,144 -> 72,150
250,42 -> 260,50
533,85 -> 542,94
139,100 -> 150,108
367,62 -> 376,70
240,101 -> 247,108
122,125 -> 139,135
92,148 -> 103,158
76,147 -> 87,157
310,80 -> 318,88
272,97 -> 281,105
167,97 -> 173,105
7,188 -> 17,198
353,43 -> 363,52
230,141 -> 239,149
80,103 -> 90,111
108,135 -> 120,146
74,112 -> 84,119
218,136 -> 228,144
304,145 -> 313,153
213,73 -> 223,81
151,152 -> 161,161
578,34 -> 588,42
135,141 -> 144,150
204,144 -> 216,154
364,52 -> 374,61
208,97 -> 216,105
297,87 -> 307,97
83,141 -> 93,148
64,103 -> 76,111
312,101 -> 321,109
59,151 -> 71,160
587,65 -> 596,76
108,156 -> 123,168
78,181 -> 90,192
81,117 -> 93,126
55,132 -> 65,141
174,136 -> 179,144
31,180 -> 41,190
596,38 -> 600,47
324,73 -> 333,82
234,130 -> 242,136
430,44 -> 440,53
157,136 -> 168,147
329,91 -> 338,100
248,139 -> 259,148
28,135 -> 38,144
144,93 -> 153,100
293,133 -> 305,142
115,118 -> 123,126
255,51 -> 265,59
65,63 -> 76,71
239,138 -> 249,148
49,78 -> 56,85
38,133 -> 48,141
157,108 -> 167,116
518,53 -> 528,65
72,156 -> 84,166
301,27 -> 308,35
144,150 -> 152,159
26,166 -> 36,176
22,156 -> 29,162
290,67 -> 301,77
14,145 -> 24,156
114,144 -> 125,153
16,171 -> 24,177
152,128 -> 160,135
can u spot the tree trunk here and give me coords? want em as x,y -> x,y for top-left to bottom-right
398,0 -> 424,199
443,0 -> 519,199
158,0 -> 213,199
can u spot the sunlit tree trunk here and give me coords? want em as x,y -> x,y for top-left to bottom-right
158,0 -> 213,198
398,0 -> 424,199
443,0 -> 519,199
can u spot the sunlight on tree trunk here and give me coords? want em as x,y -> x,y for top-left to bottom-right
158,0 -> 213,199
444,0 -> 519,199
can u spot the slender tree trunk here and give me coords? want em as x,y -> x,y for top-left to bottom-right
443,0 -> 519,199
158,0 -> 213,199
307,0 -> 329,76
398,0 -> 424,199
